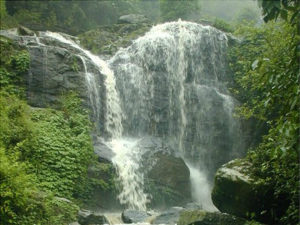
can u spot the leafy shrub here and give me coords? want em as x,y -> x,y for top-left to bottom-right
213,18 -> 234,33
229,20 -> 299,225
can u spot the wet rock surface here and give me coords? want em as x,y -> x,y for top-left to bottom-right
121,209 -> 151,223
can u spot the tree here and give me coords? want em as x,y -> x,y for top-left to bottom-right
258,0 -> 299,23
230,19 -> 299,225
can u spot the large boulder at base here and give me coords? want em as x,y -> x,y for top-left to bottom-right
121,209 -> 151,223
118,14 -> 149,24
141,140 -> 191,208
212,159 -> 272,223
178,210 -> 264,225
78,209 -> 109,225
151,207 -> 184,224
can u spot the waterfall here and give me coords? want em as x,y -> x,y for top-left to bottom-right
109,20 -> 244,209
13,21 -> 244,211
43,31 -> 123,137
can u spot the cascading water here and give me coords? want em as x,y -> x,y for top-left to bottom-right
109,20 -> 245,210
43,31 -> 123,137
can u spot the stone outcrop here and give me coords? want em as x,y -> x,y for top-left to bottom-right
151,207 -> 184,224
121,209 -> 151,223
212,159 -> 271,223
78,23 -> 151,56
177,210 -> 262,225
78,209 -> 109,225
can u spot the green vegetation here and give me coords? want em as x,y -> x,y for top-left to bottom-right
229,15 -> 299,225
0,32 -> 94,224
78,23 -> 151,55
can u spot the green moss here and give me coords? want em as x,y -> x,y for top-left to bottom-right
78,23 -> 151,55
178,210 -> 206,225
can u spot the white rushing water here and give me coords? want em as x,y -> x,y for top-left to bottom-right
109,20 -> 242,210
186,163 -> 218,211
108,138 -> 150,211
44,31 -> 123,137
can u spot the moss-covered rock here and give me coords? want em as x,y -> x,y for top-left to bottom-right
212,159 -> 272,223
178,210 -> 263,225
85,161 -> 120,210
78,23 -> 152,56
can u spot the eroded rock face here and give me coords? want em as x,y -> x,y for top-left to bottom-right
211,159 -> 271,223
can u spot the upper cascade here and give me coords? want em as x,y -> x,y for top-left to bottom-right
109,20 -> 244,171
1,29 -> 124,138
43,31 -> 123,138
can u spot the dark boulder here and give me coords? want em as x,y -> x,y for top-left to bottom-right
212,159 -> 271,223
78,209 -> 109,225
114,137 -> 191,209
121,209 -> 150,223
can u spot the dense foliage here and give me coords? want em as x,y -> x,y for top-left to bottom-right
0,36 -> 94,224
229,18 -> 299,225
258,0 -> 299,23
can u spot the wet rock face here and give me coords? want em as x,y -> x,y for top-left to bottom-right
27,45 -> 88,107
0,30 -> 108,133
211,159 -> 272,223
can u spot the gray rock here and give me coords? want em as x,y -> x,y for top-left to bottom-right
212,159 -> 271,223
78,209 -> 109,225
151,207 -> 184,224
0,30 -> 107,133
178,210 -> 259,225
144,151 -> 191,208
121,209 -> 150,223
93,136 -> 115,162
118,14 -> 149,24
